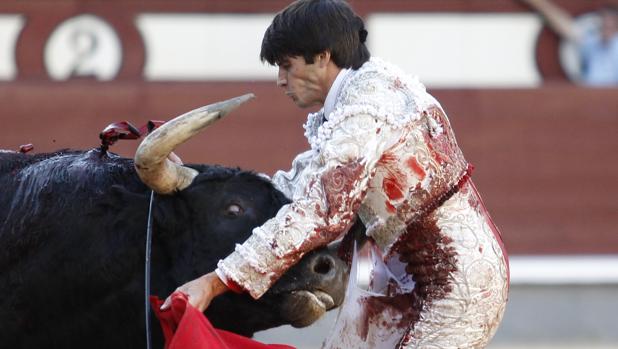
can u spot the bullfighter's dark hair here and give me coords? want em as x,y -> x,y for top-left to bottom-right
260,0 -> 370,69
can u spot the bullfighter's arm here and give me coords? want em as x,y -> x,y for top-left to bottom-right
270,150 -> 315,199
217,112 -> 396,299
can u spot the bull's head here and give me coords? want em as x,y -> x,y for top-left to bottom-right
132,94 -> 349,336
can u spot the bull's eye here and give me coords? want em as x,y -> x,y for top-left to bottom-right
225,204 -> 244,217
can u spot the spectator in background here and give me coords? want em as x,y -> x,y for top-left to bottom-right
522,0 -> 618,86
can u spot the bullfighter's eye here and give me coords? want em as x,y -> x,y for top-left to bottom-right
225,204 -> 244,217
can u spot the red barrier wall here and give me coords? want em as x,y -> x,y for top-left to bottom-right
1,82 -> 617,255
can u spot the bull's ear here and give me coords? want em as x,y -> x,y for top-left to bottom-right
97,186 -> 153,233
100,185 -> 149,212
108,185 -> 147,202
105,185 -> 190,237
151,194 -> 191,237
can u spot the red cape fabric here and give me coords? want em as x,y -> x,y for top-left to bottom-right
150,293 -> 296,349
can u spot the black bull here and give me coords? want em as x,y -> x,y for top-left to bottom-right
0,95 -> 357,348
0,149 -> 353,348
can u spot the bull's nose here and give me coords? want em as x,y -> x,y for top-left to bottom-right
311,254 -> 336,276
268,245 -> 348,295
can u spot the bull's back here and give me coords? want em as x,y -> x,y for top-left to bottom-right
0,149 -> 147,261
0,149 -> 151,347
1,149 -> 142,221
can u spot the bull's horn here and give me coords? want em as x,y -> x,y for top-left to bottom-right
134,93 -> 255,194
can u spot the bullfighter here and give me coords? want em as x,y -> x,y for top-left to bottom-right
164,0 -> 509,347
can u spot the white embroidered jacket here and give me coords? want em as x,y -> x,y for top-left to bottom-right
217,58 -> 506,305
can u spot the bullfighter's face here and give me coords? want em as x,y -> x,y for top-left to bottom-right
277,55 -> 327,108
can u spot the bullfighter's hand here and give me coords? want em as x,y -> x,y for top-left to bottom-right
161,272 -> 229,312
